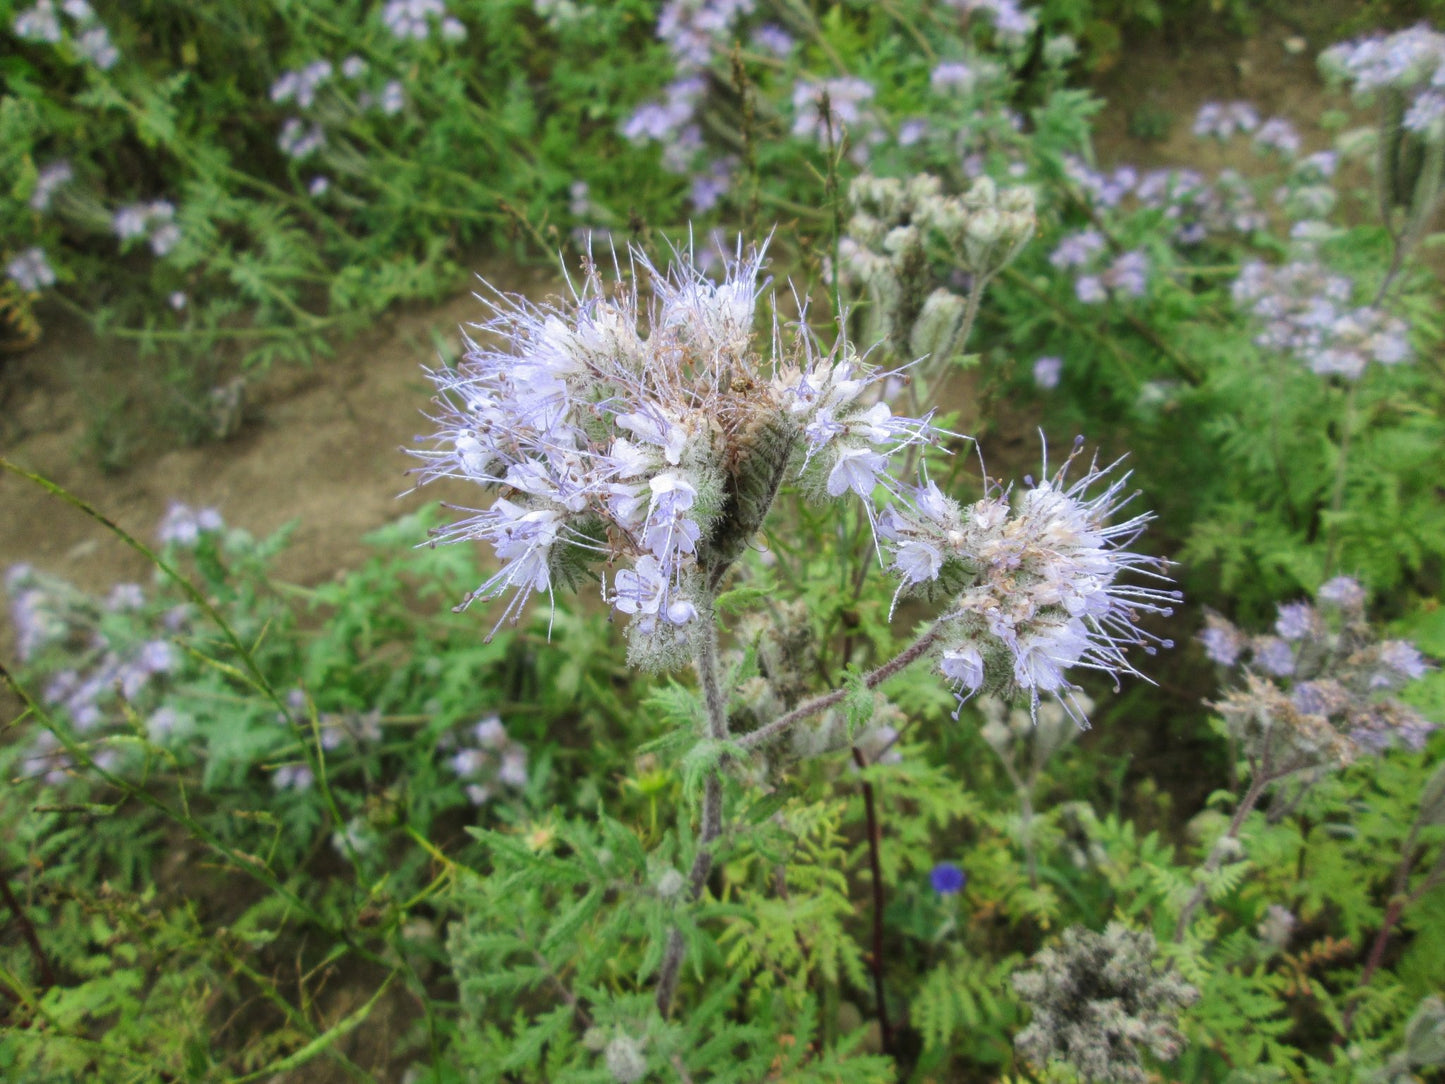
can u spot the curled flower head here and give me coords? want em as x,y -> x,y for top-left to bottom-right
883,438 -> 1177,726
1203,579 -> 1437,767
1322,26 -> 1445,143
410,239 -> 942,668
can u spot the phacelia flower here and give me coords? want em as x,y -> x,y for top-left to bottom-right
1232,256 -> 1413,378
29,160 -> 73,212
1193,100 -> 1261,140
791,76 -> 876,143
410,239 -> 941,669
6,248 -> 56,292
881,439 -> 1177,725
1033,355 -> 1063,389
1205,581 -> 1438,767
440,714 -> 528,805
1322,26 -> 1445,143
157,503 -> 224,547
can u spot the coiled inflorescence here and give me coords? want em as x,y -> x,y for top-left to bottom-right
1200,576 -> 1437,767
409,241 -> 940,669
880,439 -> 1178,725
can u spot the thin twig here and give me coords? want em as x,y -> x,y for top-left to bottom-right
1173,769 -> 1271,943
738,624 -> 944,750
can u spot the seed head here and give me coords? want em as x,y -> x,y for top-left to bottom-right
1013,923 -> 1198,1084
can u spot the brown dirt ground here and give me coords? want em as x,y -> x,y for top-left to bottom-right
0,261 -> 559,600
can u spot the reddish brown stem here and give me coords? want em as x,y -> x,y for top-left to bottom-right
851,746 -> 892,1057
1,869 -> 55,991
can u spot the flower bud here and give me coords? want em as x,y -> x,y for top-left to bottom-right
1419,759 -> 1445,828
963,207 -> 1007,269
1405,995 -> 1445,1068
909,288 -> 967,364
605,1035 -> 648,1083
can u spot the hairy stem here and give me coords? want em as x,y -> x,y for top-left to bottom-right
656,612 -> 730,1017
738,623 -> 945,750
851,746 -> 893,1055
1173,770 -> 1271,943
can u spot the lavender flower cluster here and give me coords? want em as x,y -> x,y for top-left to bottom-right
268,42 -> 418,183
6,248 -> 57,293
270,691 -> 385,792
1192,100 -> 1260,141
113,199 -> 181,257
6,564 -> 182,785
411,242 -> 941,668
1231,256 -> 1412,379
29,159 -> 74,213
657,0 -> 755,69
12,0 -> 118,69
1064,157 -> 1267,248
1321,25 -> 1445,143
619,1 -> 764,209
880,442 -> 1178,724
944,0 -> 1038,46
1048,228 -> 1150,303
440,714 -> 529,805
381,0 -> 467,43
1192,101 -> 1304,158
1201,576 -> 1437,764
790,75 -> 877,147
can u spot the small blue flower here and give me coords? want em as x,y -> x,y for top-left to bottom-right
930,862 -> 967,896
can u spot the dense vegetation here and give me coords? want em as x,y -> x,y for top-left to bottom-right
3,1 -> 1445,1081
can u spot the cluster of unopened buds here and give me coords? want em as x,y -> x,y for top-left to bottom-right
839,172 -> 1037,356
1013,923 -> 1198,1084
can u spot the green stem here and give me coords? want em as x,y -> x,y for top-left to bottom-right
655,604 -> 730,1017
1322,380 -> 1361,577
1173,770 -> 1270,943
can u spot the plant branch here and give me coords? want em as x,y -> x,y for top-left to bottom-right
737,623 -> 945,750
1173,769 -> 1271,943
